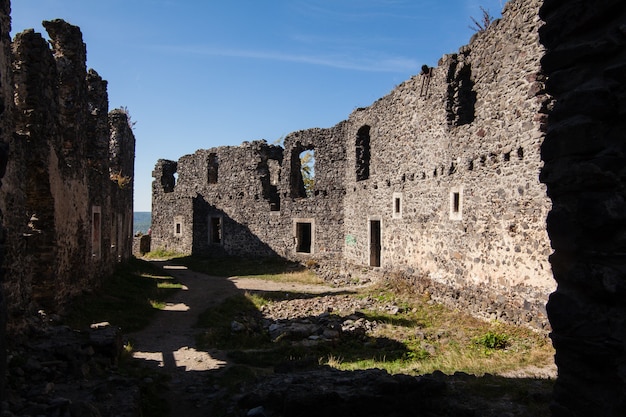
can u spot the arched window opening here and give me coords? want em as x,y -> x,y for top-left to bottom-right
356,125 -> 371,181
290,145 -> 315,198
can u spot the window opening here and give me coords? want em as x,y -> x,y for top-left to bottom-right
295,222 -> 312,253
160,160 -> 177,193
209,216 -> 222,244
393,192 -> 403,219
263,158 -> 281,211
446,56 -> 476,126
207,153 -> 219,184
356,125 -> 371,181
92,206 -> 101,259
290,145 -> 315,198
449,187 -> 463,220
300,150 -> 315,197
174,216 -> 183,236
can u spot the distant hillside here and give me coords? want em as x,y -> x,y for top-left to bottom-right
134,212 -> 151,235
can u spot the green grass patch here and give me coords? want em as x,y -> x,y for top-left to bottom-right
172,255 -> 321,284
64,257 -> 181,332
142,247 -> 186,260
194,279 -> 554,379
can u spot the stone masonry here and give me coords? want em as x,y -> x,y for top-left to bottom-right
539,0 -> 626,415
0,19 -> 136,334
0,0 -> 11,408
151,0 -> 553,329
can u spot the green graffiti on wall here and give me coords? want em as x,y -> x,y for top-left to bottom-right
345,235 -> 356,246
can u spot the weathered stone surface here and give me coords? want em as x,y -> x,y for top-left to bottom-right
0,19 -> 135,333
0,0 -> 10,409
539,0 -> 626,415
151,0 -> 553,330
4,320 -> 140,417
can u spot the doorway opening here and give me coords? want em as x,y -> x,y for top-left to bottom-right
369,219 -> 381,267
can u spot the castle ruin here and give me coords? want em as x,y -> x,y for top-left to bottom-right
0,0 -> 623,415
0,17 -> 136,333
151,0 -> 554,329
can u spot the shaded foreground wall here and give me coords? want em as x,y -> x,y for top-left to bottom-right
0,0 -> 11,406
0,19 -> 135,333
152,0 -> 554,329
539,0 -> 626,415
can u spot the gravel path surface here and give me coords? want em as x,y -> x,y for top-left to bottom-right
128,260 -> 345,416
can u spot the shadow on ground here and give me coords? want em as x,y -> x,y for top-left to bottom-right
127,259 -> 554,417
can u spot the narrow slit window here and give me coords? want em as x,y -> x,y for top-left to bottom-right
92,206 -> 101,259
174,216 -> 183,236
449,187 -> 463,221
356,125 -> 371,181
392,192 -> 403,219
207,153 -> 219,184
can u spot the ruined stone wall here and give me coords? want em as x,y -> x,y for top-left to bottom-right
539,0 -> 626,415
280,126 -> 347,261
151,125 -> 348,263
0,19 -> 136,331
151,141 -> 288,257
0,0 -> 11,406
151,0 -> 553,327
341,0 -> 553,327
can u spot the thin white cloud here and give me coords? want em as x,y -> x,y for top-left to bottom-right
155,44 -> 419,73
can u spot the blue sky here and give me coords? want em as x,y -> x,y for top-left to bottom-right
11,0 -> 506,211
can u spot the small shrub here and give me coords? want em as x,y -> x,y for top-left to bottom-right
469,6 -> 495,33
474,331 -> 509,350
110,171 -> 132,189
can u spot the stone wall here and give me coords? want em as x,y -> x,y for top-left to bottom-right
151,141 -> 289,257
152,0 -> 553,329
0,19 -> 135,332
0,0 -> 10,407
539,0 -> 626,415
343,0 -> 552,327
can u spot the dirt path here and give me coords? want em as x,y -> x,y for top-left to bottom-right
127,260 -> 344,416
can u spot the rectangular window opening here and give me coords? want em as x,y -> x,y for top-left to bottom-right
392,192 -> 403,219
449,187 -> 463,221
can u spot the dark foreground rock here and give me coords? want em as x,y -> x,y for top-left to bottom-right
231,367 -> 552,417
3,319 -> 141,417
237,368 -> 453,417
